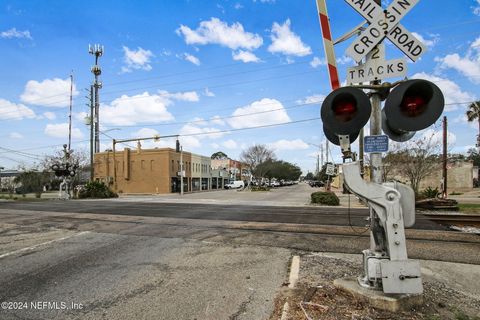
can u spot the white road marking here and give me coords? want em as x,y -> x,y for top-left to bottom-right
280,302 -> 289,320
0,231 -> 90,259
288,255 -> 300,289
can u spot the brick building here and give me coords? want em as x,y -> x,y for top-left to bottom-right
94,147 -> 224,194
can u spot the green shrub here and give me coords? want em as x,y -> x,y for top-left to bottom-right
311,191 -> 339,206
421,187 -> 440,199
251,186 -> 270,192
78,181 -> 118,199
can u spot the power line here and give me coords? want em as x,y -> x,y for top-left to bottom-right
112,100 -> 321,128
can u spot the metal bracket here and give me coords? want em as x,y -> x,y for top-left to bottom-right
338,135 -> 356,161
343,161 -> 423,294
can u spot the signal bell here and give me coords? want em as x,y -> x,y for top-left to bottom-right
321,87 -> 371,145
382,79 -> 445,142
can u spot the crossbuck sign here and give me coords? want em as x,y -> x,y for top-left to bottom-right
345,0 -> 426,63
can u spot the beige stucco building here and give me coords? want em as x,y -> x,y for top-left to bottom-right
94,147 -> 224,194
333,160 -> 476,192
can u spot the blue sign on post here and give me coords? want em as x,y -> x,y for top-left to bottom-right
364,135 -> 389,153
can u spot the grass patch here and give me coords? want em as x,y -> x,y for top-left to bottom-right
0,195 -> 49,202
458,203 -> 480,214
450,191 -> 464,196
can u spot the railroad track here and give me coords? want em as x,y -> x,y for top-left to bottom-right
422,213 -> 480,228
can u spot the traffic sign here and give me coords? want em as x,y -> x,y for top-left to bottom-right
326,163 -> 335,176
364,135 -> 389,153
347,43 -> 407,84
345,0 -> 425,62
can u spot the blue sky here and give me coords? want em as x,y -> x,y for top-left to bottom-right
0,0 -> 479,174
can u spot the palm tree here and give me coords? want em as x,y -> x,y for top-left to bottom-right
466,101 -> 480,150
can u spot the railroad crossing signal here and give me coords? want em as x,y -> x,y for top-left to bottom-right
382,79 -> 445,141
322,79 -> 445,144
345,0 -> 426,62
321,86 -> 371,145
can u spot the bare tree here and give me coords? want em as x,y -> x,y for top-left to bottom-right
239,144 -> 275,179
383,133 -> 441,194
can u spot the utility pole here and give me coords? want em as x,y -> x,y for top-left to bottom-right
89,85 -> 94,181
89,44 -> 103,154
68,73 -> 74,152
180,145 -> 184,196
320,144 -> 324,168
443,116 -> 448,198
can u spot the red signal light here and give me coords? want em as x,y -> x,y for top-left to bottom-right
401,95 -> 427,117
333,100 -> 357,122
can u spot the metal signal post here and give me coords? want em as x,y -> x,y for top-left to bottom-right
320,0 -> 446,296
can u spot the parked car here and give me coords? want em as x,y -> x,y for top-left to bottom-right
308,180 -> 324,188
270,180 -> 280,187
224,181 -> 245,189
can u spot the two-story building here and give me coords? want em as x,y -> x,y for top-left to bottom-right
94,147 -> 214,194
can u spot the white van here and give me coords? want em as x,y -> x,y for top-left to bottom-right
224,181 -> 245,189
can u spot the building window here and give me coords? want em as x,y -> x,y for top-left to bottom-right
150,160 -> 154,171
141,160 -> 145,170
171,160 -> 174,172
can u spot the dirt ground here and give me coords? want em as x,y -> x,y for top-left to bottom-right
270,254 -> 480,320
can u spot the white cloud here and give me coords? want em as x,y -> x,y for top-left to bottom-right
411,32 -> 439,48
211,115 -> 225,126
412,73 -> 476,111
43,111 -> 56,120
254,0 -> 276,3
131,128 -> 159,138
227,98 -> 291,129
269,139 -> 309,151
73,111 -> 88,123
204,88 -> 215,97
211,143 -> 220,149
176,18 -> 263,51
184,53 -> 200,66
310,56 -> 326,68
268,19 -> 311,57
191,117 -> 208,126
9,132 -> 23,139
474,0 -> 480,15
234,3 -> 243,9
158,90 -> 200,102
20,78 -> 79,108
298,94 -> 326,105
223,139 -> 238,149
232,50 -> 260,63
129,128 -> 173,149
0,28 -> 32,39
336,55 -> 353,65
179,123 -> 225,150
121,46 -> 154,73
0,98 -> 35,120
44,123 -> 83,139
435,36 -> 480,84
390,129 -> 456,152
102,92 -> 174,126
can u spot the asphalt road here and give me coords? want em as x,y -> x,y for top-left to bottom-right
0,199 -> 478,320
0,223 -> 289,320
